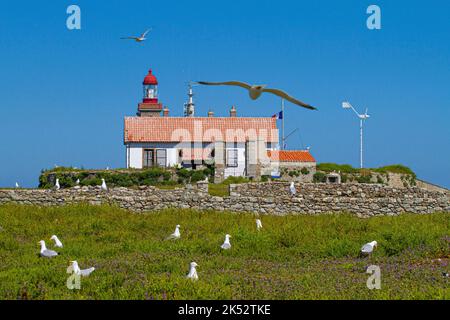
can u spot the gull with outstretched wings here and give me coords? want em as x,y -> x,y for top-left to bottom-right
120,29 -> 151,42
195,81 -> 316,110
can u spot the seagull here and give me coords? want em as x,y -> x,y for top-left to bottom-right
70,261 -> 95,277
195,81 -> 316,110
50,235 -> 63,248
289,182 -> 296,196
76,179 -> 80,185
55,178 -> 60,190
120,28 -> 151,42
186,262 -> 199,281
361,241 -> 378,255
256,219 -> 263,231
101,178 -> 108,191
221,234 -> 232,250
166,225 -> 181,240
15,182 -> 19,188
38,240 -> 58,258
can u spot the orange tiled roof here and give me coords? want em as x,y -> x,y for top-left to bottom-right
267,150 -> 316,163
124,117 -> 278,143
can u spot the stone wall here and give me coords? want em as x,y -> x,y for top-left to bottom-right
0,182 -> 448,218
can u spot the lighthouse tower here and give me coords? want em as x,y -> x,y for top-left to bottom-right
137,69 -> 163,117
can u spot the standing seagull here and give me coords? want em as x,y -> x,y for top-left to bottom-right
70,261 -> 95,277
195,81 -> 316,110
289,182 -> 296,196
361,241 -> 378,256
50,235 -> 63,248
120,28 -> 151,42
186,262 -> 199,281
221,234 -> 232,250
76,179 -> 80,185
166,225 -> 181,240
101,178 -> 108,191
15,182 -> 19,189
38,240 -> 58,258
55,178 -> 60,190
256,219 -> 263,231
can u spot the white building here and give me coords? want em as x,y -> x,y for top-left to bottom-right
124,68 -> 316,182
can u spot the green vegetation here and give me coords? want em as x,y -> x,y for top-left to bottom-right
208,176 -> 250,197
313,172 -> 326,183
317,163 -> 416,176
314,163 -> 417,185
372,165 -> 416,176
0,204 -> 448,299
317,163 -> 359,173
39,166 -> 214,189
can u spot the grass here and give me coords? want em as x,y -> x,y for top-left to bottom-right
317,163 -> 416,176
208,176 -> 251,197
0,204 -> 448,300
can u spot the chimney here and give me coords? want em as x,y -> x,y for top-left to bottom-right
163,107 -> 169,117
230,105 -> 237,117
207,110 -> 214,117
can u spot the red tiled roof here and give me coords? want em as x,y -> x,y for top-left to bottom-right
124,117 -> 278,143
267,150 -> 316,163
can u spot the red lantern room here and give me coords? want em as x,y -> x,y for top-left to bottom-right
142,69 -> 158,103
137,68 -> 163,117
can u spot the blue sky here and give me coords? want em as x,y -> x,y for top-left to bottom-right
0,0 -> 449,188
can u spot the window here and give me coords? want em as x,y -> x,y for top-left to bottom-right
156,149 -> 167,167
143,149 -> 167,168
143,149 -> 154,168
226,149 -> 238,167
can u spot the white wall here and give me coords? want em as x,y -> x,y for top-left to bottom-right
224,143 -> 246,178
126,142 -> 211,169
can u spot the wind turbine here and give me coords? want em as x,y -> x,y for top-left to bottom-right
342,101 -> 370,168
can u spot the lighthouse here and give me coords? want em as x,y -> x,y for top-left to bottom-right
137,69 -> 163,117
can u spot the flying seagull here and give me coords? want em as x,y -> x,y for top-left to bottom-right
50,235 -> 63,248
186,262 -> 199,281
289,182 -> 296,196
38,240 -> 58,258
166,224 -> 181,240
120,28 -> 151,42
256,219 -> 263,231
70,261 -> 95,277
361,241 -> 378,255
195,81 -> 316,110
221,234 -> 232,250
101,178 -> 108,191
55,178 -> 60,190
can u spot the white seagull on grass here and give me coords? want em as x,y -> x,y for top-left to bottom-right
55,178 -> 60,190
166,224 -> 181,240
195,80 -> 316,110
70,261 -> 95,277
120,28 -> 151,42
361,241 -> 378,255
38,240 -> 58,258
221,234 -> 232,250
186,262 -> 199,281
256,219 -> 263,231
50,235 -> 63,248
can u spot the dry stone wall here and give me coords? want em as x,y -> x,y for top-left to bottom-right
0,182 -> 448,218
